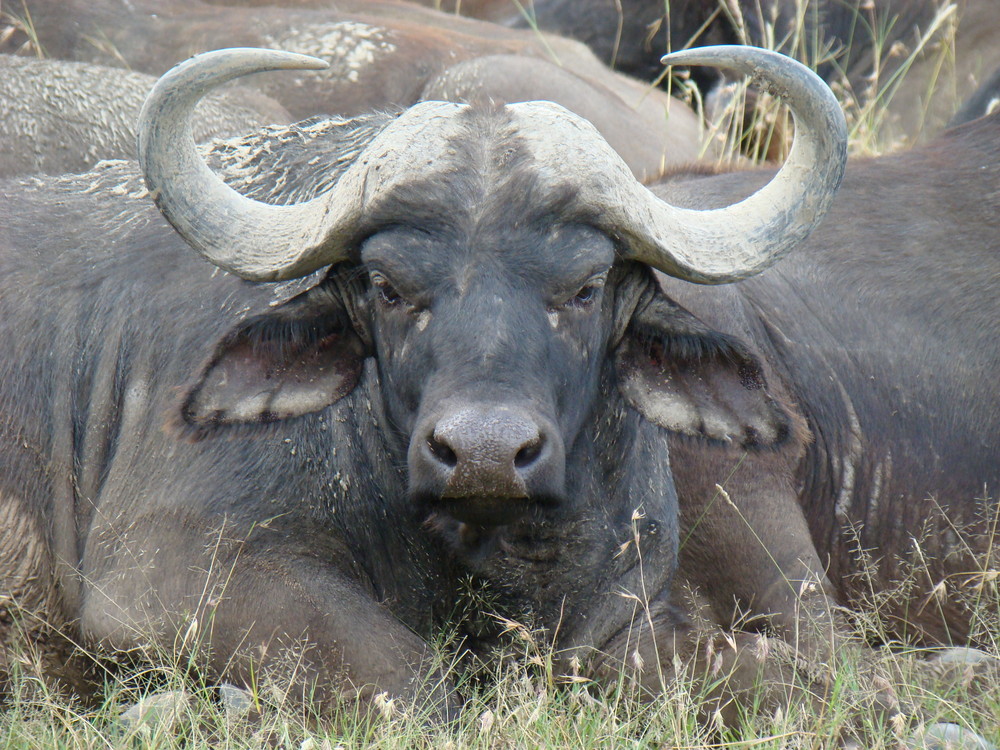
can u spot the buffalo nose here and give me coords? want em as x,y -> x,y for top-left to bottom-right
423,406 -> 555,499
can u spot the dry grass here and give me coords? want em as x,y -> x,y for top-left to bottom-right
681,0 -> 965,161
0,0 -> 44,57
1,589 -> 997,749
2,495 -> 997,748
502,0 -> 964,161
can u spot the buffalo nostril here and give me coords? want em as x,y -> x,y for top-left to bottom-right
514,437 -> 543,468
427,436 -> 458,468
413,406 -> 565,504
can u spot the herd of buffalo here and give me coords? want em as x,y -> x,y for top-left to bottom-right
1,0 -> 998,742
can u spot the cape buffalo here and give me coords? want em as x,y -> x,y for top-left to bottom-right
0,43 -> 996,732
0,45 -> 849,718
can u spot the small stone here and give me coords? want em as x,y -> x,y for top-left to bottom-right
119,690 -> 191,732
928,648 -> 999,667
906,722 -> 998,750
218,682 -> 254,719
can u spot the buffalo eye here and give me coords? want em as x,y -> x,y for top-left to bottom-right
570,283 -> 600,307
554,273 -> 607,311
369,271 -> 409,309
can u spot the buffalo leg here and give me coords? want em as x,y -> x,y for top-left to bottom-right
671,443 -> 843,662
79,511 -> 455,719
589,598 -> 834,728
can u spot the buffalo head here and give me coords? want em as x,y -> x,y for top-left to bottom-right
137,46 -> 846,527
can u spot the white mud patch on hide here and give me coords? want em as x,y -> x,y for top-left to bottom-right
264,22 -> 397,84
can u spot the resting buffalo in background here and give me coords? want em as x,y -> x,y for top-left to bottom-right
502,0 -> 999,143
0,55 -> 290,178
505,0 -> 939,87
197,0 -> 515,19
0,0 -> 710,181
949,63 -> 1000,128
0,44 -> 997,731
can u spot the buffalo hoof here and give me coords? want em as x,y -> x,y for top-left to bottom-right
906,723 -> 998,750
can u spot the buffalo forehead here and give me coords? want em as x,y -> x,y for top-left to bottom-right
360,220 -> 613,297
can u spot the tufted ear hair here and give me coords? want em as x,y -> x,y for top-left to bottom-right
614,273 -> 792,448
180,265 -> 371,437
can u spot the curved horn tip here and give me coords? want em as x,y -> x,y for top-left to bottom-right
137,47 -> 357,283
180,47 -> 330,73
656,44 -> 846,143
659,45 -> 795,67
658,46 -> 827,90
602,44 -> 847,284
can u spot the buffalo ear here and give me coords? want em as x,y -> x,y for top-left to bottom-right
181,277 -> 369,433
615,284 -> 791,448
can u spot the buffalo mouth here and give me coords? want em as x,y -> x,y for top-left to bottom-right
426,496 -> 547,527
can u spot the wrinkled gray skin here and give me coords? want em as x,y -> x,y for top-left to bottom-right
197,0 -> 515,18
1,96 -> 998,732
0,55 -> 290,178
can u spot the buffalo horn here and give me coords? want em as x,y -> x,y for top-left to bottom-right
140,46 -> 845,285
510,46 -> 848,284
138,48 -> 471,281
